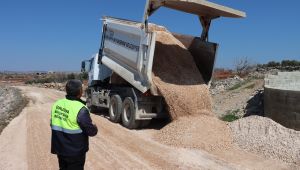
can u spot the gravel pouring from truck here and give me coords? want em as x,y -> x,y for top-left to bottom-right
81,0 -> 246,129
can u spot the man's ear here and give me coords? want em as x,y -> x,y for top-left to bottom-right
77,88 -> 83,98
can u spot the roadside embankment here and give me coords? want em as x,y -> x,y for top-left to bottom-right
0,85 -> 27,133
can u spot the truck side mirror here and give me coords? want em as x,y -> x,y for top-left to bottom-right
81,61 -> 86,72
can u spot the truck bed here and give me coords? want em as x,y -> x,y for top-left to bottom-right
100,17 -> 217,94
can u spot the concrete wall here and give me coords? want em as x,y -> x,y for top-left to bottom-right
264,72 -> 300,130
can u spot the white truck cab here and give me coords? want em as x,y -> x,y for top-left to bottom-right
82,54 -> 112,87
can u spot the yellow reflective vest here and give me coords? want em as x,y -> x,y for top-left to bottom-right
51,98 -> 86,134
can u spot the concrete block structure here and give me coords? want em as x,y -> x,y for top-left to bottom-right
264,72 -> 300,130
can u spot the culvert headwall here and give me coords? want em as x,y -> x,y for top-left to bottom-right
264,72 -> 300,130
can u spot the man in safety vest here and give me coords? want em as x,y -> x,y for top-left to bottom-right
51,79 -> 98,170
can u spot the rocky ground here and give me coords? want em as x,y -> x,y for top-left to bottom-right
211,76 -> 264,118
210,74 -> 300,166
31,82 -> 65,91
0,85 -> 27,133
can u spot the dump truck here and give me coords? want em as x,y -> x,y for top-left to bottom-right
81,0 -> 246,129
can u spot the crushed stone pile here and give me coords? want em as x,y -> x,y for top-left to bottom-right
230,116 -> 300,165
152,30 -> 212,119
154,114 -> 233,152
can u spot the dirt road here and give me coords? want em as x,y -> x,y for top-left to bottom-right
0,86 -> 294,169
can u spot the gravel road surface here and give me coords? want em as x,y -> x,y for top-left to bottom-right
0,86 -> 294,169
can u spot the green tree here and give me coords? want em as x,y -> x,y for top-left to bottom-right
267,61 -> 280,67
281,60 -> 300,67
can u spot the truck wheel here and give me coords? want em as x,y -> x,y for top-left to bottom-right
86,97 -> 92,109
121,97 -> 140,129
86,97 -> 94,111
109,95 -> 122,123
86,97 -> 96,113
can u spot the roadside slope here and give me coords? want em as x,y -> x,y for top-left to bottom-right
0,85 -> 27,133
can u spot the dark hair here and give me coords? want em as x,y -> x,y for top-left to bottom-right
66,79 -> 82,97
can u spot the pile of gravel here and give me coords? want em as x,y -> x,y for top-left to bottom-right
0,86 -> 27,133
154,114 -> 233,152
230,116 -> 300,165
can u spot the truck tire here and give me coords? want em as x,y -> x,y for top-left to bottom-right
121,97 -> 140,129
86,97 -> 98,113
86,97 -> 92,109
109,95 -> 122,123
86,97 -> 93,111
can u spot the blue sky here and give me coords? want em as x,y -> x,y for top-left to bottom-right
0,0 -> 299,71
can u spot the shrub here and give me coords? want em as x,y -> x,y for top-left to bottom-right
266,61 -> 280,67
76,72 -> 88,80
221,109 -> 240,122
281,60 -> 300,67
67,73 -> 76,80
25,71 -> 90,85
